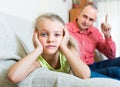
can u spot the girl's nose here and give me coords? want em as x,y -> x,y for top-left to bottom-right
47,36 -> 54,43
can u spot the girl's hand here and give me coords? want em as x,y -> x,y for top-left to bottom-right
32,30 -> 43,52
60,26 -> 70,48
101,14 -> 111,38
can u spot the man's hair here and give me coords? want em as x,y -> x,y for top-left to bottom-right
80,4 -> 98,13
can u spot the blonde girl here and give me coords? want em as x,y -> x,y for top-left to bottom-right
8,13 -> 90,83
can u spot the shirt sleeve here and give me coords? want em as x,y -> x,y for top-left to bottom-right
97,35 -> 116,59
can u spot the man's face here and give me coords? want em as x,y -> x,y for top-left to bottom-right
77,6 -> 97,31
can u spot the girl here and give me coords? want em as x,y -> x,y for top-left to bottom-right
8,13 -> 90,83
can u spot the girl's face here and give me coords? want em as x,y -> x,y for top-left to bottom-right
37,20 -> 64,55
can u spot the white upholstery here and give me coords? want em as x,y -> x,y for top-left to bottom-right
0,12 -> 34,60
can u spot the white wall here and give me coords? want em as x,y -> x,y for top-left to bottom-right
0,0 -> 72,22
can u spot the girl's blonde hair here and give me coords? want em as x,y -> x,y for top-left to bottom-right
34,13 -> 79,52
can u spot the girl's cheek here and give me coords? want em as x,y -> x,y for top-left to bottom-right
38,38 -> 44,44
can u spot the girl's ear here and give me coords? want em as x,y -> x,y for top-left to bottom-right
63,26 -> 68,36
35,28 -> 38,31
35,28 -> 39,34
33,28 -> 39,38
36,29 -> 39,38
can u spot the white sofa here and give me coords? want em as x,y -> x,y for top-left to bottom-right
0,12 -> 120,87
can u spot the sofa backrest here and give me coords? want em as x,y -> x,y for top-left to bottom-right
0,12 -> 34,60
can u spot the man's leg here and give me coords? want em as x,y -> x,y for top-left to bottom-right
89,57 -> 120,80
90,71 -> 110,78
89,57 -> 120,70
93,66 -> 120,80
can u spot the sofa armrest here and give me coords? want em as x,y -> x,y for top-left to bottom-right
19,68 -> 120,87
1,60 -> 120,87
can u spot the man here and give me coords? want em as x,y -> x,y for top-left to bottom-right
66,4 -> 120,80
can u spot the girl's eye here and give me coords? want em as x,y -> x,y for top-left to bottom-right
40,33 -> 47,37
55,33 -> 62,37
